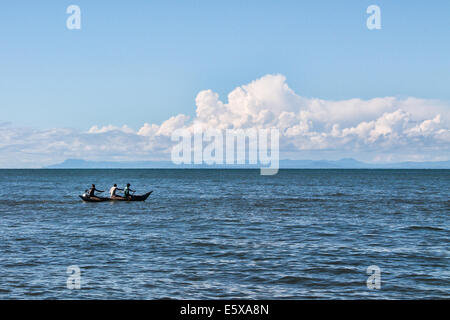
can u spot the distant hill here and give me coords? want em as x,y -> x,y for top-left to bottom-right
46,158 -> 450,169
46,159 -> 174,169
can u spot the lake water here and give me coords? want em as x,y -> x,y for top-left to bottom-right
0,169 -> 448,299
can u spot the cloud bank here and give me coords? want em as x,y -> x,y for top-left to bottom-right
1,74 -> 449,167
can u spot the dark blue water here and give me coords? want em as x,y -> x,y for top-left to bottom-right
0,169 -> 448,299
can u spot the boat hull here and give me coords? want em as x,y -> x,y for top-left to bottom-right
79,191 -> 153,202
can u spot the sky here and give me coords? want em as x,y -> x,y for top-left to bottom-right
0,1 -> 449,167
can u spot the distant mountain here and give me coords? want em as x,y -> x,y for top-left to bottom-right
46,159 -> 177,169
45,158 -> 450,169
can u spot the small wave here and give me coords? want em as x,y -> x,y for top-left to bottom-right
4,262 -> 40,268
388,198 -> 427,205
326,192 -> 347,197
402,225 -> 447,232
271,198 -> 326,203
302,266 -> 357,275
0,200 -> 72,206
243,275 -> 269,283
271,275 -> 313,284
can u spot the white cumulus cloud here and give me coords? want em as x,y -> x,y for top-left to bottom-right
1,74 -> 449,167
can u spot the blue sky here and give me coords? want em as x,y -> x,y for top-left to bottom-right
1,0 -> 449,129
0,1 -> 449,166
